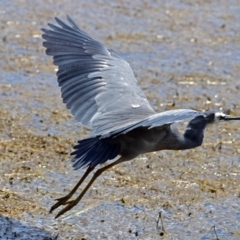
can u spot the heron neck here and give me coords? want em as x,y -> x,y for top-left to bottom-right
161,116 -> 207,150
179,116 -> 207,150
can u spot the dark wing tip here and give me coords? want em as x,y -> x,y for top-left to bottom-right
66,15 -> 80,30
54,16 -> 64,25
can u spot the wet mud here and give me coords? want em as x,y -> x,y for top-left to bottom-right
1,0 -> 240,239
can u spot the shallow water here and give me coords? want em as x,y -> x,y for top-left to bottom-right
1,0 -> 240,239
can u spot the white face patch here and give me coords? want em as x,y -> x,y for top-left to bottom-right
214,112 -> 226,122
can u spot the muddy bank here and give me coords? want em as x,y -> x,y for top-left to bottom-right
1,0 -> 240,239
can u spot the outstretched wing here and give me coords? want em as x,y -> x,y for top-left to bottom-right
99,109 -> 204,138
42,16 -> 155,135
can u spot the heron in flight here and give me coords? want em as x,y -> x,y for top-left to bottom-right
42,16 -> 240,218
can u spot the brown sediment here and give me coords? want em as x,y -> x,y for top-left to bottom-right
0,0 -> 240,239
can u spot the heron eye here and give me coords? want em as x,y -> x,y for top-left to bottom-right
218,115 -> 225,120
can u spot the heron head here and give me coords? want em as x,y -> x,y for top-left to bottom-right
205,111 -> 240,124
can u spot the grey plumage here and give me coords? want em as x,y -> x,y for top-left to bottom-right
42,16 -> 240,218
42,17 -> 154,134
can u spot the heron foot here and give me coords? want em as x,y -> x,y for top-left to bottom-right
50,195 -> 72,213
55,200 -> 78,219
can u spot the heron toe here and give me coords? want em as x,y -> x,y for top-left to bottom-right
55,200 -> 78,219
50,195 -> 72,213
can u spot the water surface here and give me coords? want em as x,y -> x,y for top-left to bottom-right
0,0 -> 240,239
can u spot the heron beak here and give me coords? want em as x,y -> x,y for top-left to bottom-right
223,115 -> 240,121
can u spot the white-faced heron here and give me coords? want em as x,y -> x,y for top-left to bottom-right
42,16 -> 240,218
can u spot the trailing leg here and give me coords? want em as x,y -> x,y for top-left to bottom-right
55,157 -> 123,218
50,166 -> 94,213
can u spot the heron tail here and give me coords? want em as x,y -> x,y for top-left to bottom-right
70,137 -> 121,170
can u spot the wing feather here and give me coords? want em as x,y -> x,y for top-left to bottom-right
99,109 -> 204,137
42,16 -> 155,135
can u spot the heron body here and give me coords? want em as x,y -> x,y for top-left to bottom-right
42,16 -> 240,218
